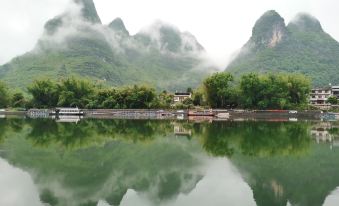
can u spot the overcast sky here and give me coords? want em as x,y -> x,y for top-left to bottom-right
0,0 -> 338,67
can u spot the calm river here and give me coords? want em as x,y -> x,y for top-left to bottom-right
0,118 -> 339,206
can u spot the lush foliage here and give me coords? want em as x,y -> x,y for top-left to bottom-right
239,73 -> 310,109
0,72 -> 311,110
327,96 -> 338,105
0,77 -> 196,109
57,78 -> 96,108
203,72 -> 237,108
0,81 -> 10,108
201,72 -> 310,109
11,92 -> 27,108
28,79 -> 60,108
94,85 -> 157,109
26,77 -> 160,109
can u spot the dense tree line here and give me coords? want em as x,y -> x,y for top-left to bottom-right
0,78 -> 185,109
0,81 -> 27,109
0,72 -> 312,110
239,73 -> 311,109
203,72 -> 311,109
27,77 -> 165,109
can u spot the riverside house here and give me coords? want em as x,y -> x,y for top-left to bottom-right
332,86 -> 339,99
173,92 -> 192,103
310,87 -> 332,106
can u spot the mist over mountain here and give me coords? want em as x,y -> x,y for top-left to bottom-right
0,0 -> 215,91
226,10 -> 339,86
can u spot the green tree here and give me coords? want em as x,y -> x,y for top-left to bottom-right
123,85 -> 157,109
239,73 -> 310,109
58,77 -> 96,108
286,74 -> 310,107
28,79 -> 59,108
0,81 -> 10,108
240,73 -> 262,108
262,74 -> 289,109
182,97 -> 194,109
158,91 -> 174,109
203,72 -> 235,108
11,92 -> 26,108
96,89 -> 118,109
327,96 -> 338,105
192,90 -> 204,106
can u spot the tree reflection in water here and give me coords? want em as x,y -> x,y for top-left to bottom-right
1,119 -> 339,206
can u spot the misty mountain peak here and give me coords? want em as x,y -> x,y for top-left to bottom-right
135,21 -> 204,53
73,0 -> 101,24
251,10 -> 287,48
158,24 -> 183,52
44,0 -> 101,35
288,13 -> 323,33
226,10 -> 339,87
108,18 -> 130,36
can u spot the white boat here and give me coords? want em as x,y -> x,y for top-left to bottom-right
289,110 -> 298,114
177,114 -> 184,120
27,109 -> 51,118
52,108 -> 84,116
216,113 -> 230,119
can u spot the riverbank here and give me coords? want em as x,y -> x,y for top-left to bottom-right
0,109 -> 325,121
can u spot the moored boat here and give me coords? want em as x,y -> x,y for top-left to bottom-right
216,113 -> 230,119
188,109 -> 214,116
27,109 -> 51,118
51,108 -> 84,116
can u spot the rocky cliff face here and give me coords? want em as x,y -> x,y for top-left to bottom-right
250,10 -> 288,49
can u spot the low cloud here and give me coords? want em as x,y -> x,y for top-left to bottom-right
135,20 -> 206,56
0,0 -> 71,64
2,0 -> 221,82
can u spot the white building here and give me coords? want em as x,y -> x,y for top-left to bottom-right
173,92 -> 192,103
332,86 -> 339,99
310,87 -> 332,106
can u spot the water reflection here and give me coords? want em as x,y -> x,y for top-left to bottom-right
1,120 -> 205,206
201,121 -> 311,157
54,115 -> 82,124
118,159 -> 256,206
0,158 -> 43,206
311,122 -> 333,143
1,119 -> 339,206
173,123 -> 192,137
324,188 -> 339,206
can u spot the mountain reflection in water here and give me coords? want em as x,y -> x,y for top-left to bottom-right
0,118 -> 339,206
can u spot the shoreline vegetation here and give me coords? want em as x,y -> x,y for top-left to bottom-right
0,72 -> 313,110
